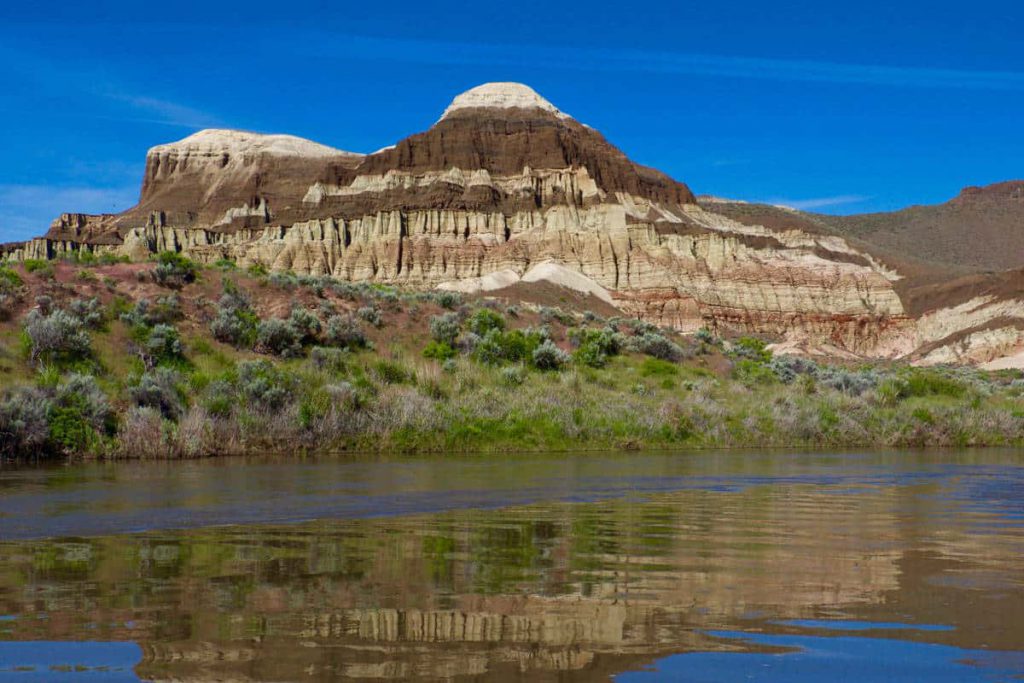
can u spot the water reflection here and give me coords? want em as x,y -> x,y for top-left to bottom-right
0,451 -> 1021,681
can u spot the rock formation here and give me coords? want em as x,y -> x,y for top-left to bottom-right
7,81 -> 1024,364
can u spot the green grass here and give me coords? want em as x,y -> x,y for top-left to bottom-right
4,260 -> 1024,459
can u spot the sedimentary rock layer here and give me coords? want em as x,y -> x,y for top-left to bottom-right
9,82 -> 1024,363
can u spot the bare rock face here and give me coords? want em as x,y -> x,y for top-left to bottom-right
11,82 -> 1024,363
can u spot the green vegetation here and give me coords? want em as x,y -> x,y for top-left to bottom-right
2,257 -> 1024,459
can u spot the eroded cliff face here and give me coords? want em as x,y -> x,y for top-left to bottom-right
9,82 -> 1024,363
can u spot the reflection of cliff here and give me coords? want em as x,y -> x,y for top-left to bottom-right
1,477 -> 1021,681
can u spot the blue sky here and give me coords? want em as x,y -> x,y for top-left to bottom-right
1,0 -> 1022,241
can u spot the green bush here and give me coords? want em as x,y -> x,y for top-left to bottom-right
433,291 -> 462,309
467,308 -> 505,336
357,306 -> 382,327
22,309 -> 91,365
130,368 -> 186,420
211,282 -> 260,348
23,259 -> 51,275
0,387 -> 52,457
153,251 -> 198,287
531,339 -> 570,371
473,327 -> 547,365
310,346 -> 350,375
631,332 -> 685,361
571,327 -> 622,368
288,307 -> 322,345
143,324 -> 184,366
120,295 -> 182,327
256,318 -> 303,357
732,359 -> 777,385
238,360 -> 294,411
0,266 -> 23,288
325,315 -> 367,350
48,405 -> 97,453
68,298 -> 104,329
423,340 -> 457,360
429,312 -> 461,345
47,373 -> 112,453
500,366 -> 527,386
731,336 -> 772,363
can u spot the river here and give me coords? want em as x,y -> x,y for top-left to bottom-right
0,449 -> 1022,681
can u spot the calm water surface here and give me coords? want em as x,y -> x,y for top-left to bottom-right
0,450 -> 1021,681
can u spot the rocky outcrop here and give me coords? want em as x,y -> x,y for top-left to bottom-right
10,82 -> 1024,363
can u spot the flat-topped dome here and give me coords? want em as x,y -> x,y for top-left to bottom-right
440,82 -> 570,121
149,129 -> 361,158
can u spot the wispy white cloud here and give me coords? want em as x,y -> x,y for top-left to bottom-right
98,92 -> 223,129
766,194 -> 871,210
0,43 -> 223,130
0,184 -> 138,242
304,35 -> 1024,91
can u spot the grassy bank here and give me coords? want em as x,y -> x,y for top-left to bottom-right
2,254 -> 1024,459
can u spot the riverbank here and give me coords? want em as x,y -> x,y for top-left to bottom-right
2,255 -> 1024,460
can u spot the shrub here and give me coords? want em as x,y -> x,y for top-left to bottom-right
22,309 -> 91,365
0,266 -> 23,289
631,332 -> 684,362
0,266 -> 24,321
47,375 -> 112,454
23,259 -> 52,275
570,327 -> 622,368
357,306 -> 382,327
68,298 -> 104,329
468,308 -> 505,336
56,374 -> 112,433
143,324 -> 184,366
130,368 -> 186,420
310,346 -> 350,375
201,380 -> 235,418
731,336 -> 772,363
238,360 -> 293,411
268,271 -> 299,290
695,328 -> 717,344
769,355 -> 819,384
429,312 -> 461,345
121,295 -> 182,327
500,366 -> 527,386
47,405 -> 97,453
288,307 -> 322,345
325,314 -> 367,350
433,291 -> 462,309
623,318 -> 659,336
153,251 -> 198,287
539,306 -> 574,325
211,283 -> 260,348
732,359 -> 777,385
818,367 -> 879,396
0,387 -> 52,457
256,318 -> 303,357
423,340 -> 457,360
531,339 -> 570,371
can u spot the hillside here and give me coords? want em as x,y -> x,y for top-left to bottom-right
3,82 -> 1024,368
3,255 -> 1024,460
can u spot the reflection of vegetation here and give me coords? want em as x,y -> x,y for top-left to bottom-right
1,472 -> 1021,678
